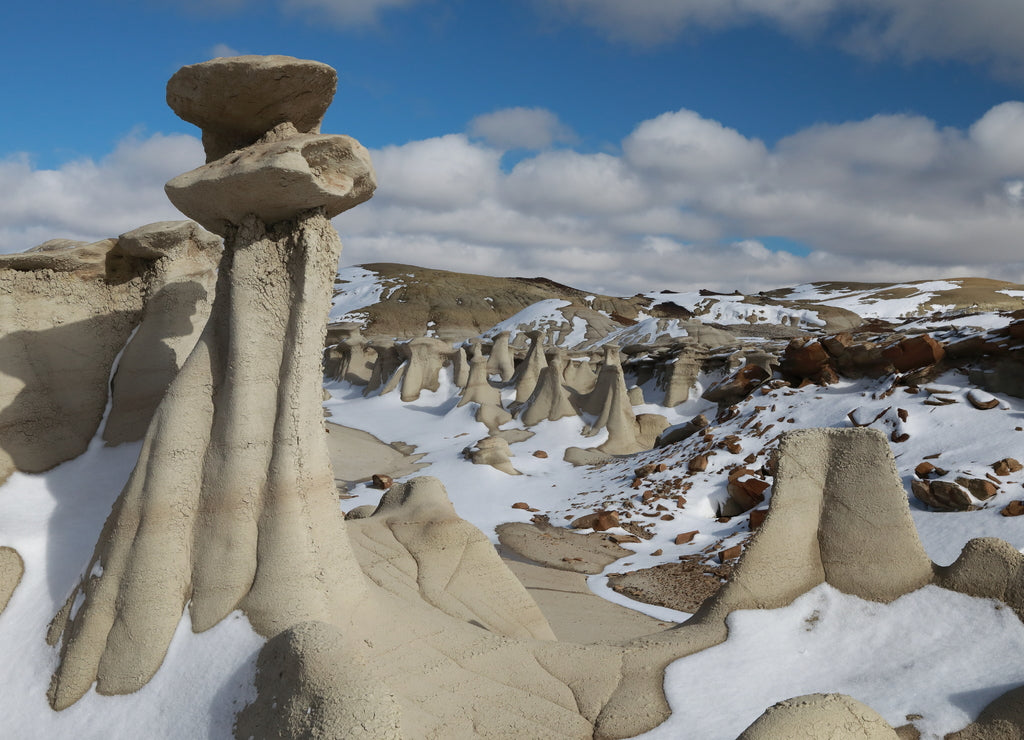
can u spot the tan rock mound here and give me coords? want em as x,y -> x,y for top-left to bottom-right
348,477 -> 554,640
496,521 -> 633,575
0,547 -> 24,615
737,693 -> 899,739
580,345 -> 668,454
0,222 -> 219,483
234,620 -> 403,740
465,436 -> 521,475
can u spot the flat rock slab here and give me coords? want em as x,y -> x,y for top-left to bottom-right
496,521 -> 631,574
167,55 -> 336,161
500,552 -> 674,643
165,134 -> 376,235
325,421 -> 428,491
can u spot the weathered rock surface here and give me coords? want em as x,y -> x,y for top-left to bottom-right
737,693 -> 899,739
166,55 -> 337,162
0,547 -> 24,615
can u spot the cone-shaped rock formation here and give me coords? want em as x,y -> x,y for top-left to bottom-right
519,347 -> 579,427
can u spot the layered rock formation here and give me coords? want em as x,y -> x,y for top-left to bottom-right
0,221 -> 219,484
46,55 -> 376,709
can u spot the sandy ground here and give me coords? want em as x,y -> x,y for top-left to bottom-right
325,419 -> 669,642
499,548 -> 675,642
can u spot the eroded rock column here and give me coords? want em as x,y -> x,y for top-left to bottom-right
47,55 -> 376,709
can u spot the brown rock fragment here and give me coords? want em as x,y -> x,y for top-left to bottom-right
912,479 -> 974,511
370,473 -> 393,490
511,502 -> 531,510
688,454 -> 708,473
532,450 -> 548,458
994,458 -> 1023,476
956,477 -> 998,501
674,531 -> 698,545
718,544 -> 743,562
570,510 -> 620,531
1001,501 -> 1024,517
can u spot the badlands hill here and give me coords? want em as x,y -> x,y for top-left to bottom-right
6,54 -> 1024,740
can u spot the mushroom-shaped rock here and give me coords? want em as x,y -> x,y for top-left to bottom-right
486,330 -> 515,382
511,330 -> 548,403
520,347 -> 579,427
458,352 -> 512,432
325,328 -> 377,385
737,693 -> 899,739
391,337 -> 452,402
365,340 -> 402,395
580,345 -> 667,454
46,55 -> 376,710
167,55 -> 337,162
466,436 -> 521,475
166,133 -> 376,236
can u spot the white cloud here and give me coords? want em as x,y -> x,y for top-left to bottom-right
468,107 -> 577,150
0,133 -> 204,253
538,0 -> 1024,76
623,109 -> 766,179
370,134 -> 502,210
281,0 -> 420,27
7,103 -> 1024,294
209,43 -> 243,58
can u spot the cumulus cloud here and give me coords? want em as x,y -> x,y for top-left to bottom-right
538,0 -> 1024,76
209,43 -> 243,58
280,0 -> 420,27
6,103 -> 1024,294
468,107 -> 577,150
0,132 -> 204,253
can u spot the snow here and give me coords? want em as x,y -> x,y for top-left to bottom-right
644,291 -> 827,328
480,299 -> 575,344
778,280 -> 962,319
638,584 -> 1024,740
328,266 -> 388,323
7,280 -> 1024,738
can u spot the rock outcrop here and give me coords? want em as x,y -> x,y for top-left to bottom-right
0,547 -> 23,615
0,222 -> 220,483
46,55 -> 377,709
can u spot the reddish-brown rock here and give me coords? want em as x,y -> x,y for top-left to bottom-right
993,458 -> 1023,476
718,544 -> 743,562
1001,501 -> 1024,517
881,334 -> 945,373
532,450 -> 548,459
511,502 -> 531,510
570,510 -> 620,531
912,479 -> 974,511
674,530 -> 698,545
688,454 -> 709,473
956,477 -> 998,501
749,508 -> 768,530
370,473 -> 393,490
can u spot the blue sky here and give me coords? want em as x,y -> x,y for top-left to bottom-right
4,0 -> 1024,293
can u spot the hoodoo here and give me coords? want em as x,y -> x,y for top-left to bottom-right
47,55 -> 377,709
